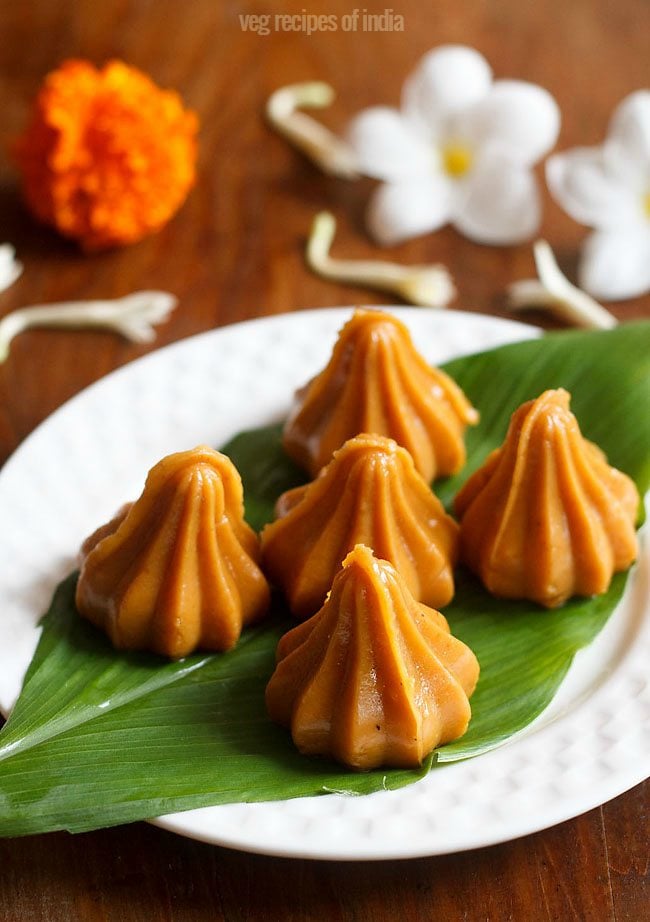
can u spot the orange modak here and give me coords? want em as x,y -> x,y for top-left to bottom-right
454,389 -> 640,608
282,308 -> 479,481
266,544 -> 479,770
76,446 -> 270,657
261,433 -> 459,619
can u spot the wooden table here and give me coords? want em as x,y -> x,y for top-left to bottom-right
0,1 -> 648,918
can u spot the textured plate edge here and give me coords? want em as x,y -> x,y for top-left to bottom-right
2,308 -> 647,860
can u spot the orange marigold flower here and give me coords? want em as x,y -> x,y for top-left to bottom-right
13,59 -> 198,251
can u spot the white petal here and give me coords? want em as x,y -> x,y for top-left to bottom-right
305,212 -> 456,308
346,106 -> 432,181
578,229 -> 650,300
366,177 -> 454,245
266,82 -> 361,179
453,155 -> 540,244
508,240 -> 618,329
0,244 -> 23,293
546,148 -> 644,229
460,80 -> 560,166
604,90 -> 650,190
402,45 -> 492,136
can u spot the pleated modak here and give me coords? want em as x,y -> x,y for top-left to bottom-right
454,389 -> 640,608
76,446 -> 270,657
265,544 -> 479,770
282,308 -> 479,482
261,433 -> 459,619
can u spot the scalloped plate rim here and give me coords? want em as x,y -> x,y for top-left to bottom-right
0,307 -> 647,860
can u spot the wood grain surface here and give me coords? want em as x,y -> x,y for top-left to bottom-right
0,1 -> 648,919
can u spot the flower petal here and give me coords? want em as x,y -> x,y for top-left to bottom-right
402,45 -> 492,137
460,80 -> 560,166
579,229 -> 650,300
0,244 -> 23,293
546,148 -> 644,229
604,90 -> 650,191
346,106 -> 432,181
508,240 -> 618,329
453,154 -> 540,244
366,177 -> 454,245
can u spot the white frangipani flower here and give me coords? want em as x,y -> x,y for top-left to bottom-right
546,90 -> 650,300
346,45 -> 560,246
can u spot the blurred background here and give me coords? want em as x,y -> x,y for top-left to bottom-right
0,3 -> 648,919
1,3 -> 648,444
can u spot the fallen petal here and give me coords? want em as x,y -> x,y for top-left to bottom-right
306,211 -> 455,308
508,239 -> 618,328
0,244 -> 23,293
0,291 -> 177,363
266,82 -> 360,179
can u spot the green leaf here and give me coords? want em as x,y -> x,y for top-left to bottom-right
225,424 -> 306,531
0,577 -> 431,836
0,322 -> 648,837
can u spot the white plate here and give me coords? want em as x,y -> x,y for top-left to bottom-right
0,307 -> 647,860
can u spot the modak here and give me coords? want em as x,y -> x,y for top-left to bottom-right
261,433 -> 459,619
282,308 -> 478,481
266,544 -> 479,770
76,446 -> 270,656
454,389 -> 640,607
